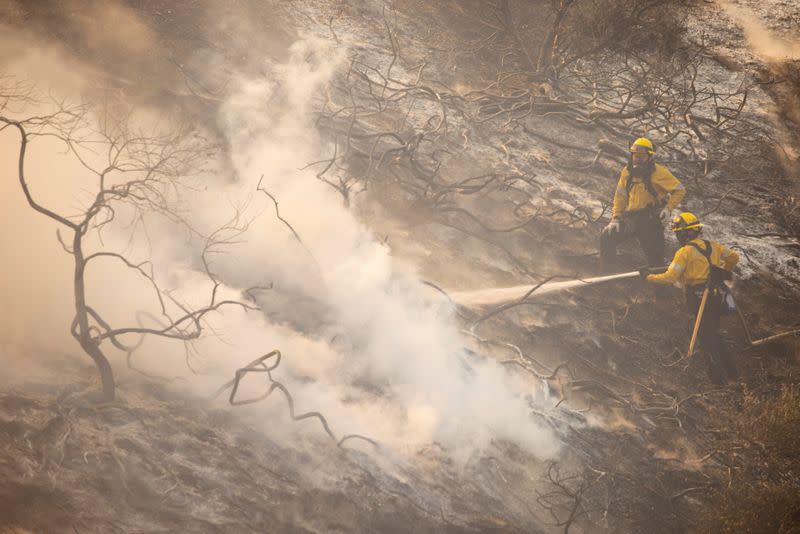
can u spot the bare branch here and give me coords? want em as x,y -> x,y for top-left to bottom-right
212,351 -> 378,449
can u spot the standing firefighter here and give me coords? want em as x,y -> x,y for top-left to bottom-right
645,212 -> 740,385
600,137 -> 686,272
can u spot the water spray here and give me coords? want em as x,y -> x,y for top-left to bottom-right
451,269 -> 652,308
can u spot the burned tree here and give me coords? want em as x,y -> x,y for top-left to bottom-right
1,81 -> 253,401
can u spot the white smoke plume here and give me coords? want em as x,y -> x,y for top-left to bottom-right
0,8 -> 560,460
184,36 -> 559,457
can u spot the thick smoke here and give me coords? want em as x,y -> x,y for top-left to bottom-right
186,37 -> 559,456
0,5 -> 560,459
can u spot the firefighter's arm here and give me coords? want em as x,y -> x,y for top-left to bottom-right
654,167 -> 686,210
611,172 -> 628,219
646,249 -> 687,285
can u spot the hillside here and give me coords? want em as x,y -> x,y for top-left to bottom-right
1,1 -> 799,532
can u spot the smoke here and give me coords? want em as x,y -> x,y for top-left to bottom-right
0,33 -> 92,382
0,4 -> 560,460
184,36 -> 559,457
716,2 -> 800,204
719,1 -> 800,62
0,11 -> 195,385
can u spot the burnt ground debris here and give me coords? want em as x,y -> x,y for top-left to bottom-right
1,0 -> 799,532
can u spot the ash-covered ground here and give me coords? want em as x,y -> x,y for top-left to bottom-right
1,1 -> 799,532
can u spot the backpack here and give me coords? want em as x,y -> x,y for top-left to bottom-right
687,239 -> 736,314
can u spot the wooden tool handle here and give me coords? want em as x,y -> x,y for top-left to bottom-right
688,288 -> 709,357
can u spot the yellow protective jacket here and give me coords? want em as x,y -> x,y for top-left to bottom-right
647,238 -> 739,287
611,164 -> 686,219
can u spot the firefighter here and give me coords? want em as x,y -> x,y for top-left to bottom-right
600,137 -> 686,272
644,212 -> 740,385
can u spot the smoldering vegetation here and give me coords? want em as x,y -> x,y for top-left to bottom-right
1,0 -> 799,532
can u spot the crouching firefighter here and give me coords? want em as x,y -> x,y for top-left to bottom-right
644,212 -> 740,385
600,137 -> 686,272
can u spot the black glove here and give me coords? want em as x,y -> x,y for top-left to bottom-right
637,267 -> 650,279
709,265 -> 733,286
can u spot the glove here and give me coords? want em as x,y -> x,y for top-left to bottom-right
638,267 -> 650,279
604,219 -> 620,234
659,207 -> 671,222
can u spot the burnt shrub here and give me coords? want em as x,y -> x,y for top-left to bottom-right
696,385 -> 800,533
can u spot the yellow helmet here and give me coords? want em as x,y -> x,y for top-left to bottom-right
671,212 -> 702,232
630,137 -> 655,155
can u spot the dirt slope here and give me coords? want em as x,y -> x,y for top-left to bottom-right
1,0 -> 798,532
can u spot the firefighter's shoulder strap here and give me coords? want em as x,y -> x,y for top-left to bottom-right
687,239 -> 712,260
687,239 -> 732,288
624,165 -> 659,199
